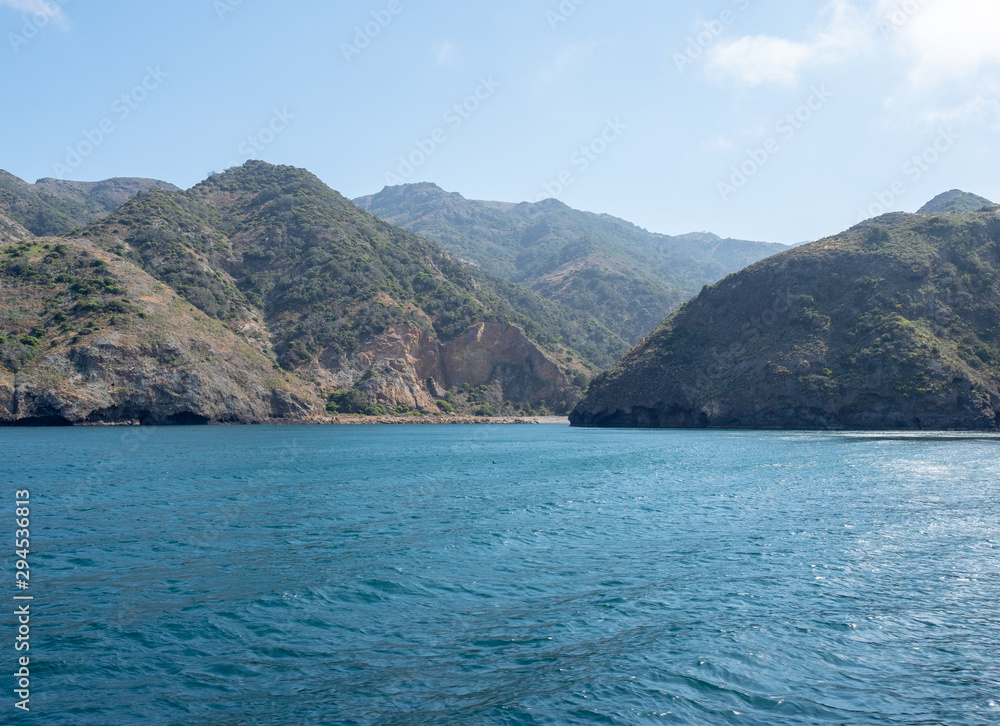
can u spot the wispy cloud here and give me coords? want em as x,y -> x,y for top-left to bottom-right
703,134 -> 737,152
705,36 -> 816,88
703,0 -> 1000,128
0,0 -> 69,29
433,41 -> 457,66
704,0 -> 868,88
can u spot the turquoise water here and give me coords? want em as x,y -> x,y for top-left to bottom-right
3,425 -> 1000,725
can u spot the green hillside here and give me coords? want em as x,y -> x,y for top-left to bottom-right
572,205 -> 1000,430
355,183 -> 788,343
1,162 -> 632,423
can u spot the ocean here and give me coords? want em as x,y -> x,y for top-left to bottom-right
3,424 -> 999,725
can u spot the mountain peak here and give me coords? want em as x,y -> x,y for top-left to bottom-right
394,181 -> 445,192
918,189 -> 993,214
354,182 -> 466,216
523,197 -> 570,211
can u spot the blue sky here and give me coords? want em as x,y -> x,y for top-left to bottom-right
3,0 -> 998,245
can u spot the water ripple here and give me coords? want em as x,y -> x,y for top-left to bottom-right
2,426 -> 998,725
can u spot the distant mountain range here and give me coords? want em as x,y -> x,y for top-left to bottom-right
573,193 -> 1000,430
355,183 -> 788,344
0,171 -> 179,237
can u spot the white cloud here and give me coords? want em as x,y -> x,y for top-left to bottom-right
704,0 -> 869,88
433,41 -> 457,66
705,36 -> 815,88
880,0 -> 1000,89
702,0 -> 1000,128
704,0 -> 1000,92
0,0 -> 69,29
876,0 -> 1000,127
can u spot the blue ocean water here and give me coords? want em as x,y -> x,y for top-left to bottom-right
3,424 -> 999,725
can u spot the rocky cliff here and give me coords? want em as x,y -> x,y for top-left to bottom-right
0,237 -> 314,425
0,213 -> 29,243
572,206 -> 1000,431
330,322 -> 575,412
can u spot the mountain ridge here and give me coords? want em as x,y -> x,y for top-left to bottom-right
0,170 -> 179,237
355,182 -> 787,344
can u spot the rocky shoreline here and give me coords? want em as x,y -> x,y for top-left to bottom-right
314,414 -> 563,425
66,415 -> 571,427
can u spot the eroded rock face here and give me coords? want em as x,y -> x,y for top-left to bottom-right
0,214 -> 29,243
327,322 -> 575,411
351,325 -> 444,411
1,334 -> 314,426
0,237 -> 316,426
441,323 -> 571,404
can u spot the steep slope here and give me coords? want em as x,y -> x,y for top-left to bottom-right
919,190 -> 993,214
80,188 -> 257,326
190,165 -> 624,371
0,237 -> 314,425
0,170 -> 179,236
572,207 -> 1000,430
355,183 -> 788,343
0,213 -> 30,243
71,162 -> 626,416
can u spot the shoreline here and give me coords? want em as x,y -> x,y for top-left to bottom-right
306,414 -> 571,426
39,415 -> 573,427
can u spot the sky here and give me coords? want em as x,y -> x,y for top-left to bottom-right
3,0 -> 999,246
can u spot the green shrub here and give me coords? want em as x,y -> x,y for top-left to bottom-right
73,301 -> 101,315
103,300 -> 132,314
865,227 -> 891,248
326,388 -> 383,416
